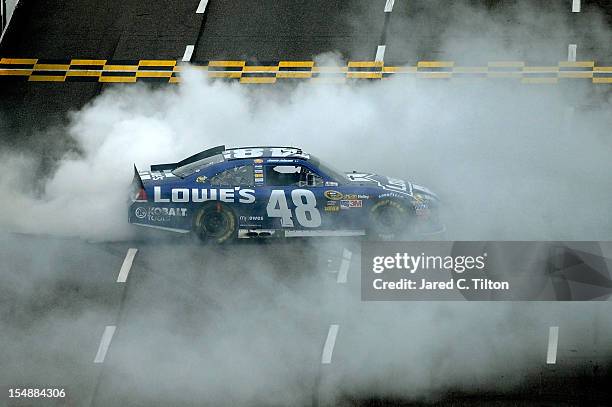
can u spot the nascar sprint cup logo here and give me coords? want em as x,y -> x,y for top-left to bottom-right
135,206 -> 187,222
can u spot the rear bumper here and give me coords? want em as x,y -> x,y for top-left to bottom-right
128,202 -> 192,232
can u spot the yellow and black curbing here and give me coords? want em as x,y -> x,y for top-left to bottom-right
0,58 -> 610,84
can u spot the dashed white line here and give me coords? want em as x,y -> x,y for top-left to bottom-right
182,45 -> 195,62
116,248 -> 138,283
0,0 -> 20,44
94,326 -> 116,364
384,0 -> 395,13
546,326 -> 559,364
567,44 -> 577,62
375,45 -> 386,62
337,249 -> 352,284
196,0 -> 209,14
572,0 -> 581,13
321,324 -> 339,364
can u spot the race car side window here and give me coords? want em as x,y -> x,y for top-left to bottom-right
264,165 -> 323,187
210,165 -> 255,186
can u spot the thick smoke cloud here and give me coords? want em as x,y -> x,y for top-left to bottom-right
0,67 -> 611,240
1,1 -> 612,406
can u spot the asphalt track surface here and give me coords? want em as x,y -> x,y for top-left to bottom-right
2,0 -> 612,131
2,233 -> 612,406
1,1 -> 612,406
3,0 -> 612,63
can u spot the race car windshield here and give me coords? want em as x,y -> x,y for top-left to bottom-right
172,154 -> 224,178
310,156 -> 349,184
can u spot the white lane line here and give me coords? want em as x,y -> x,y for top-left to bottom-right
572,0 -> 581,13
375,45 -> 386,62
182,45 -> 195,62
117,248 -> 138,283
321,324 -> 339,364
567,44 -> 577,62
94,326 -> 117,364
546,326 -> 559,364
0,0 -> 20,44
384,0 -> 395,13
337,249 -> 352,284
196,0 -> 209,14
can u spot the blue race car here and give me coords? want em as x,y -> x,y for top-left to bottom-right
129,146 -> 444,242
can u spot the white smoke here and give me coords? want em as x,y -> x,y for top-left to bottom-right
1,66 -> 611,240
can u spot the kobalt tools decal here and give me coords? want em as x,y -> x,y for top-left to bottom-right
135,206 -> 187,222
154,187 -> 255,203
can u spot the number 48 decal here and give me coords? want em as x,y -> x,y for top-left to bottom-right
266,189 -> 322,228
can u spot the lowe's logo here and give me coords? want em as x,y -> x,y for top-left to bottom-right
153,186 -> 256,203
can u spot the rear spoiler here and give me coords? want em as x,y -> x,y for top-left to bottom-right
132,164 -> 144,189
131,164 -> 147,201
150,145 -> 226,172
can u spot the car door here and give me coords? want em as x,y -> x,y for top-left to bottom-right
260,163 -> 328,232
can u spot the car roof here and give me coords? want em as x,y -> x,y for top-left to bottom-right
149,145 -> 309,172
223,146 -> 310,160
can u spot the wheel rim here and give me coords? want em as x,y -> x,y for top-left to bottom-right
203,211 -> 229,237
376,205 -> 402,230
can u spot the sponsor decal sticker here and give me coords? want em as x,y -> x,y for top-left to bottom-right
340,199 -> 362,209
135,206 -> 187,222
325,205 -> 340,212
254,159 -> 264,164
239,215 -> 264,221
344,194 -> 369,200
196,176 -> 207,183
378,192 -> 405,200
239,215 -> 265,225
135,207 -> 148,219
326,200 -> 337,206
324,190 -> 344,200
154,186 -> 256,204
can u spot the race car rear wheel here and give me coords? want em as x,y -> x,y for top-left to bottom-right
193,203 -> 237,243
368,199 -> 412,240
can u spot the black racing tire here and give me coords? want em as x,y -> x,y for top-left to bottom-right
193,202 -> 237,244
367,199 -> 413,240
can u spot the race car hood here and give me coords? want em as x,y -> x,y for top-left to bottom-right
345,172 -> 439,200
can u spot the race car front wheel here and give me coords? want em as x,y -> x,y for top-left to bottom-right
368,199 -> 412,240
193,203 -> 237,243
